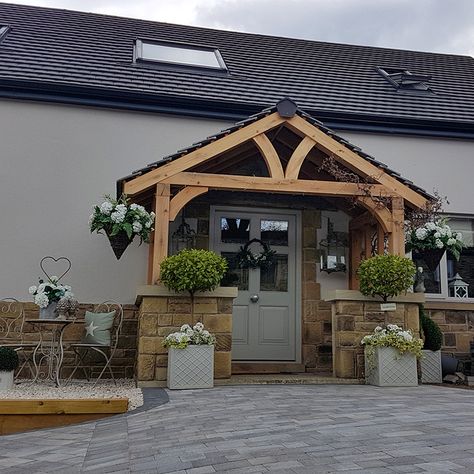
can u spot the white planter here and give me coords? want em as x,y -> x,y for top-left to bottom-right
365,347 -> 418,387
167,345 -> 214,390
420,350 -> 442,384
0,370 -> 14,390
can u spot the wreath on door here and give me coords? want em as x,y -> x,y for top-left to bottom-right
236,238 -> 276,269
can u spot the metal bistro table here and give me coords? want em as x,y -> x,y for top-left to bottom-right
26,318 -> 75,387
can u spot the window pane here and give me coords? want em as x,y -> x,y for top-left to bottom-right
412,251 -> 441,294
141,42 -> 223,69
220,218 -> 250,244
261,220 -> 288,246
260,255 -> 288,292
220,252 -> 249,291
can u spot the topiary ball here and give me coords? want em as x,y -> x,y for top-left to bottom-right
0,346 -> 19,372
419,305 -> 443,351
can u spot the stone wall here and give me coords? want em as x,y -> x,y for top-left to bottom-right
17,302 -> 138,379
425,304 -> 474,361
136,286 -> 237,387
329,292 -> 423,379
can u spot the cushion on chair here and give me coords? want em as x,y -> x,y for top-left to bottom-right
81,311 -> 115,346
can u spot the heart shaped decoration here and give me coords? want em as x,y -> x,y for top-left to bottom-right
40,256 -> 72,283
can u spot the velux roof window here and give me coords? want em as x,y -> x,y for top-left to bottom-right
0,25 -> 10,42
135,39 -> 227,71
377,66 -> 433,92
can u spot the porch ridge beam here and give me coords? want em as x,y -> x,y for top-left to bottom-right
123,112 -> 286,196
285,115 -> 428,209
285,136 -> 316,179
252,133 -> 284,179
169,186 -> 209,221
161,172 -> 399,198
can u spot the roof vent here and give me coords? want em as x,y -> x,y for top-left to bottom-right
377,66 -> 433,92
0,25 -> 10,43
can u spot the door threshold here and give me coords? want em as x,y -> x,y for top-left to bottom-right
232,362 -> 306,375
216,374 -> 362,386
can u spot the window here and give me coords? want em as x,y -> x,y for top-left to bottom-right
377,66 -> 432,92
135,39 -> 227,70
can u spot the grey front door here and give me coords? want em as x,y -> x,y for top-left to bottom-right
212,207 -> 299,361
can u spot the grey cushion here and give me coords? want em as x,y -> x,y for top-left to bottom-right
82,311 -> 115,346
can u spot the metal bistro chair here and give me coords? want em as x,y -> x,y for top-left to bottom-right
66,301 -> 123,386
0,298 -> 38,380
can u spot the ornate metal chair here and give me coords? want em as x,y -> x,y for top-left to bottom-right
66,301 -> 123,386
0,298 -> 38,380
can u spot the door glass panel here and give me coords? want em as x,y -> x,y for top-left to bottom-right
220,252 -> 249,291
221,217 -> 250,243
260,254 -> 288,292
261,220 -> 288,246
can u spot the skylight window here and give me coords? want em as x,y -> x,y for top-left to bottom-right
377,66 -> 433,92
0,25 -> 10,42
135,39 -> 227,70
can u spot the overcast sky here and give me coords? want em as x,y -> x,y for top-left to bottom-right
5,0 -> 474,56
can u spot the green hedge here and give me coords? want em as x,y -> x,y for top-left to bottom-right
419,304 -> 443,351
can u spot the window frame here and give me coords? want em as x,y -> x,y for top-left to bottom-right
134,38 -> 227,71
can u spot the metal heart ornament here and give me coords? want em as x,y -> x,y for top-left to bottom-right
40,256 -> 72,283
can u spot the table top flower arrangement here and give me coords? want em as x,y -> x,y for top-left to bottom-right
361,324 -> 424,358
163,322 -> 216,349
406,219 -> 463,260
89,195 -> 155,259
29,276 -> 74,308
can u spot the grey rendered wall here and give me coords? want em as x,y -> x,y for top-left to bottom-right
0,100 -> 229,303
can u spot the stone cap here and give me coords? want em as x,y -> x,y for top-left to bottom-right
324,289 -> 425,304
135,285 -> 238,305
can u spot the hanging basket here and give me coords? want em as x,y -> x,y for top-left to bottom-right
106,229 -> 133,260
414,248 -> 445,272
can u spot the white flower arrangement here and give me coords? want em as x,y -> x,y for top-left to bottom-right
89,195 -> 155,243
163,322 -> 216,349
406,219 -> 463,260
361,324 -> 423,358
29,276 -> 74,308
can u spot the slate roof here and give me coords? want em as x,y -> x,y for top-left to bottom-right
0,3 -> 474,133
118,98 -> 432,201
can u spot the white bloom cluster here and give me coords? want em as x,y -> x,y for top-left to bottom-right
361,324 -> 415,345
164,322 -> 216,348
29,280 -> 74,308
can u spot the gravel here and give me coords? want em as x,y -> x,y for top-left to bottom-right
1,379 -> 144,411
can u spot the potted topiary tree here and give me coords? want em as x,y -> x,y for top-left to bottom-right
358,255 -> 421,386
0,347 -> 19,390
419,305 -> 443,383
160,249 -> 228,389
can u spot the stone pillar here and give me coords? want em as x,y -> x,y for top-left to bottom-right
327,290 -> 424,379
136,285 -> 237,387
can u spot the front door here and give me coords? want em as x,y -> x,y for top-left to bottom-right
212,207 -> 299,361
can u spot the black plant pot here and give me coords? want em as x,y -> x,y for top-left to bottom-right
415,248 -> 446,273
106,229 -> 133,260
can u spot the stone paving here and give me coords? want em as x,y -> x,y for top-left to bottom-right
1,384 -> 474,473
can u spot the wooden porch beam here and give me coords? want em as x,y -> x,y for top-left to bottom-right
285,115 -> 428,209
285,136 -> 317,179
169,186 -> 209,221
150,183 -> 170,284
123,112 -> 286,196
252,134 -> 284,178
355,196 -> 392,233
161,172 -> 397,198
388,196 -> 405,256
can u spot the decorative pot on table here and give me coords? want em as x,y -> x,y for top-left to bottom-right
39,301 -> 58,320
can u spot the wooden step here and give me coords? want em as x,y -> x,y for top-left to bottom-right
232,362 -> 306,374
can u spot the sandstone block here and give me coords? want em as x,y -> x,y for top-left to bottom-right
139,313 -> 159,336
215,334 -> 232,352
443,333 -> 456,347
138,336 -> 165,354
155,367 -> 167,381
168,299 -> 192,313
303,322 -> 321,344
334,349 -> 355,378
158,326 -> 179,337
303,281 -> 321,300
217,298 -> 234,314
203,314 -> 232,333
335,302 -> 364,316
214,351 -> 231,378
304,262 -> 316,282
137,354 -> 155,381
446,311 -> 468,324
172,313 -> 193,326
337,316 -> 355,331
140,297 -> 168,314
193,298 -> 218,314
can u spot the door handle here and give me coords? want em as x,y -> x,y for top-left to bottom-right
250,294 -> 259,303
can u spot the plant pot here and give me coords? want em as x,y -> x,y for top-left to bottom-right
365,346 -> 418,387
39,301 -> 58,320
0,370 -> 14,390
441,353 -> 459,376
167,345 -> 214,390
420,350 -> 442,384
106,229 -> 133,260
414,249 -> 445,273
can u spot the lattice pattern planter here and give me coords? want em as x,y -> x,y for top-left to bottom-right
420,350 -> 442,384
365,347 -> 418,387
167,345 -> 214,390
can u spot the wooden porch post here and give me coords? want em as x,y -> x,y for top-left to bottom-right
388,197 -> 405,257
149,183 -> 171,284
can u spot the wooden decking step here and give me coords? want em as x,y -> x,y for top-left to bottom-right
232,362 -> 306,374
216,374 -> 363,385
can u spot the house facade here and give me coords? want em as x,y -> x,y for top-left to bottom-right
1,3 -> 474,378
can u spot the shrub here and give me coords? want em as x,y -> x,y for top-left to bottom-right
358,254 -> 416,302
160,249 -> 228,297
419,304 -> 443,351
0,347 -> 19,372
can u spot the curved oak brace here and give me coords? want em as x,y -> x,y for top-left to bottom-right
169,186 -> 209,221
356,196 -> 392,234
252,134 -> 284,179
285,136 -> 316,179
